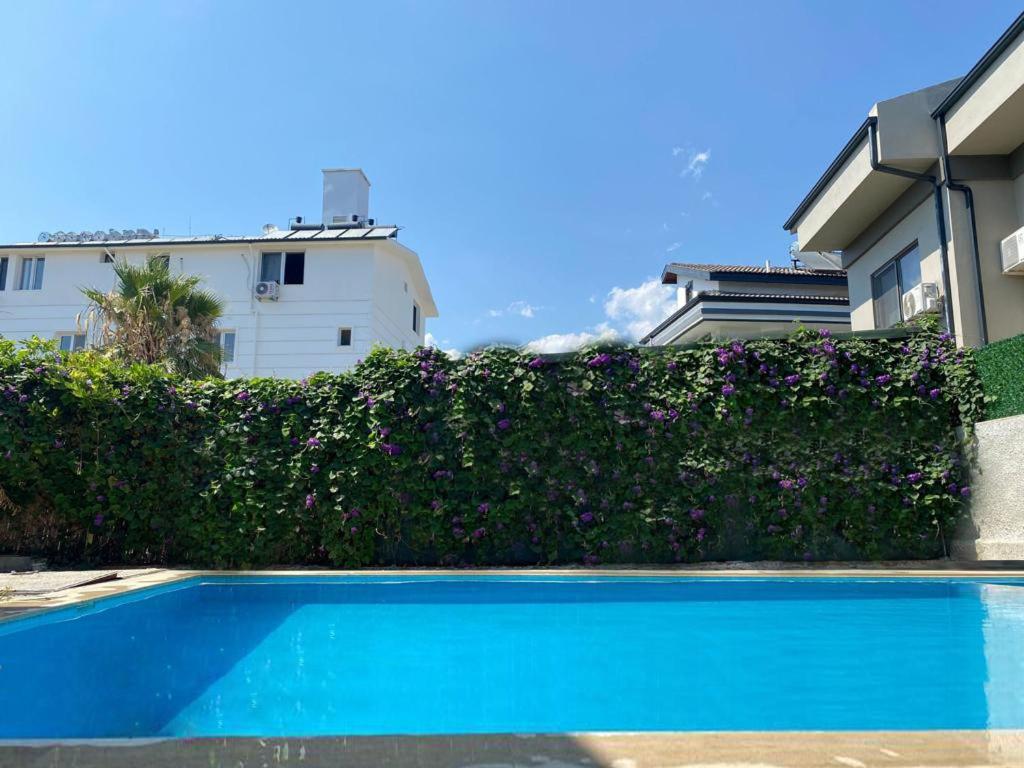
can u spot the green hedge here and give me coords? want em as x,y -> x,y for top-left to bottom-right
0,329 -> 981,567
976,333 -> 1024,420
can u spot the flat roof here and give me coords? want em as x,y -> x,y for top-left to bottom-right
663,262 -> 847,285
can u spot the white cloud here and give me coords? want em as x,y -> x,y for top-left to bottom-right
523,324 -> 619,354
424,332 -> 462,359
702,190 -> 713,201
677,148 -> 710,179
523,278 -> 676,353
666,241 -> 681,253
487,300 -> 538,319
604,279 -> 677,340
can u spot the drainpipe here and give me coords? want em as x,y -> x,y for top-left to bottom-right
866,117 -> 956,338
936,115 -> 989,345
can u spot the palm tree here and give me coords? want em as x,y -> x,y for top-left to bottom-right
81,256 -> 226,377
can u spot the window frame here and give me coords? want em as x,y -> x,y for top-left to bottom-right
871,241 -> 922,328
260,251 -> 305,285
215,329 -> 237,364
412,302 -> 420,333
337,327 -> 353,347
56,332 -> 87,352
18,256 -> 45,290
0,256 -> 7,291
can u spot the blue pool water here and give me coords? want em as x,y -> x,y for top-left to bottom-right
1,576 -> 1023,738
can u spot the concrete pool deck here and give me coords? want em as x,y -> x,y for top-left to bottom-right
2,566 -> 1023,767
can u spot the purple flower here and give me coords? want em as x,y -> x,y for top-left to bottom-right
650,410 -> 665,421
306,437 -> 322,448
477,502 -> 490,514
93,514 -> 104,527
382,443 -> 402,456
305,494 -> 316,509
784,374 -> 801,386
818,328 -> 831,338
587,353 -> 612,368
929,388 -> 942,400
721,383 -> 736,397
236,391 -> 250,401
310,464 -> 320,474
906,472 -> 923,484
528,357 -> 544,369
667,361 -> 678,371
579,512 -> 595,524
875,374 -> 892,386
379,426 -> 391,438
960,486 -> 971,498
18,394 -> 27,403
778,479 -> 794,490
471,527 -> 487,540
497,419 -> 511,431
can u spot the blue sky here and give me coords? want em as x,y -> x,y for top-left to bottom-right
1,1 -> 1021,353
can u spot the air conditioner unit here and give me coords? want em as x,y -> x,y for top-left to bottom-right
901,282 -> 939,319
254,281 -> 279,301
1000,226 -> 1024,274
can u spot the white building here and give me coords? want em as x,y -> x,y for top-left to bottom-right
0,169 -> 438,378
641,258 -> 850,346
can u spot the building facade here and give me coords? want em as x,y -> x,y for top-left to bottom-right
784,13 -> 1024,348
641,260 -> 850,346
0,169 -> 438,378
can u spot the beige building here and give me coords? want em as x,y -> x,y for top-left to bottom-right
784,12 -> 1024,347
640,260 -> 850,346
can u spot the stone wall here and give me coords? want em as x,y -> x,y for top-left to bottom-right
954,413 -> 1024,560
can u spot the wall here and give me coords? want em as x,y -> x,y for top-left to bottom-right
371,244 -> 426,350
844,194 -> 944,331
0,242 -> 410,379
953,413 -> 1024,560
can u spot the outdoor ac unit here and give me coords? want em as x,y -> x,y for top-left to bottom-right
254,281 -> 279,301
901,282 -> 939,319
1000,226 -> 1024,274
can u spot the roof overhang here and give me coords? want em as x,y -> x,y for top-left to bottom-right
938,14 -> 1024,155
377,238 -> 439,318
662,263 -> 846,286
784,81 -> 956,252
641,293 -> 850,345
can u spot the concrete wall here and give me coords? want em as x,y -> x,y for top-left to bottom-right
844,194 -> 945,332
953,413 -> 1024,561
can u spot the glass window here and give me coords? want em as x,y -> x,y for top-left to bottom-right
872,243 -> 923,328
283,252 -> 305,285
683,280 -> 694,304
58,333 -> 86,352
101,252 -> 116,264
216,331 -> 236,364
871,263 -> 901,329
18,257 -> 44,290
260,252 -> 282,283
0,257 -> 7,290
412,303 -> 420,333
338,328 -> 352,347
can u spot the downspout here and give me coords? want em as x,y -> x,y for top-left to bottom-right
936,115 -> 989,345
866,117 -> 956,338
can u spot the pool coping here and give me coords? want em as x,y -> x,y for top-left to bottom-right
3,565 -> 1024,624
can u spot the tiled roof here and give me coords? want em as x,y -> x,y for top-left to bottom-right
0,227 -> 400,250
666,262 -> 846,277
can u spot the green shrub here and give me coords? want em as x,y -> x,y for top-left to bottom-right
976,333 -> 1024,420
0,329 -> 981,567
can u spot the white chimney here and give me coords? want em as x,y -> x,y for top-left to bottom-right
322,168 -> 370,225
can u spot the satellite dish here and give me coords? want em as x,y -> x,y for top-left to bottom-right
107,229 -> 122,239
77,231 -> 92,242
122,229 -> 137,239
38,232 -> 51,243
136,228 -> 152,238
94,230 -> 107,241
53,231 -> 68,242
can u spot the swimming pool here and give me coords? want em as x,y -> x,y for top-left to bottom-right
1,575 -> 1023,738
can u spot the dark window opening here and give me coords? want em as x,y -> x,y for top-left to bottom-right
871,243 -> 922,329
338,328 -> 352,347
283,252 -> 305,285
0,257 -> 7,290
412,303 -> 420,333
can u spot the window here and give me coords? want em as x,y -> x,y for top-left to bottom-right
0,257 -> 7,290
871,243 -> 922,328
57,333 -> 86,352
260,252 -> 304,284
153,253 -> 170,269
18,257 -> 44,290
412,302 -> 420,333
216,330 -> 236,364
337,327 -> 352,347
101,252 -> 116,264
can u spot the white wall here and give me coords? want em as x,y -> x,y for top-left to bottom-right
0,240 -> 429,378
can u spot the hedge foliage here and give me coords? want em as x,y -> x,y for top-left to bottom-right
0,328 -> 981,567
976,333 -> 1024,420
